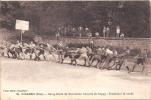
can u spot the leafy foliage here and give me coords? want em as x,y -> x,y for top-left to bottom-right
0,1 -> 150,37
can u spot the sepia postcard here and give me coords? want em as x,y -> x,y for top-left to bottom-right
0,0 -> 151,100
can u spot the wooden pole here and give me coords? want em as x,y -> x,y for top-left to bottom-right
21,32 -> 23,43
21,30 -> 25,44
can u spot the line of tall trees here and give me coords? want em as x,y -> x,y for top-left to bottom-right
0,1 -> 150,37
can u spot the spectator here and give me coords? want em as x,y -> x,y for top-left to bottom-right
85,27 -> 90,37
63,27 -> 67,36
95,32 -> 100,37
116,25 -> 120,37
88,32 -> 92,38
103,26 -> 106,37
78,26 -> 84,37
60,26 -> 64,36
72,28 -> 76,37
89,37 -> 94,48
106,26 -> 110,37
56,31 -> 60,39
85,27 -> 89,31
85,27 -> 93,37
120,32 -> 125,38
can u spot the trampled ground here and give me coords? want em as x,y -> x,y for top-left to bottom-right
0,57 -> 151,100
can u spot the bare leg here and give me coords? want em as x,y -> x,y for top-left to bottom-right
84,58 -> 86,66
90,57 -> 95,67
96,60 -> 101,69
30,54 -> 32,59
1,52 -> 4,56
142,65 -> 145,73
115,64 -> 118,70
118,63 -> 123,70
132,63 -> 137,72
7,52 -> 10,58
87,57 -> 90,67
126,66 -> 130,73
44,55 -> 46,60
51,53 -> 57,61
75,60 -> 77,66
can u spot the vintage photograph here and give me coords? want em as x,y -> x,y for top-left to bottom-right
0,1 -> 151,100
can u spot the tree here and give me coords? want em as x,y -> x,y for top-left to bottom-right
0,1 -> 150,37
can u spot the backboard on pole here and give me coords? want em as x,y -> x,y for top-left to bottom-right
15,19 -> 29,31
